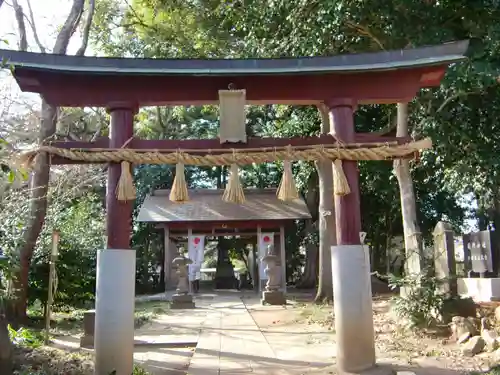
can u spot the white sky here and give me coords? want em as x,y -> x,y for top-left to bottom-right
0,0 -> 89,113
0,0 -> 79,53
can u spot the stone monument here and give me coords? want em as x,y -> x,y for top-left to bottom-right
463,230 -> 497,277
433,221 -> 457,296
458,230 -> 500,302
261,244 -> 286,305
79,310 -> 95,348
171,248 -> 195,309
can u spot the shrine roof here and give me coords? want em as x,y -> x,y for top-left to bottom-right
0,40 -> 468,76
137,188 -> 311,223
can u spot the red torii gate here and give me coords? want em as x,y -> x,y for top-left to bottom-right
0,40 -> 468,375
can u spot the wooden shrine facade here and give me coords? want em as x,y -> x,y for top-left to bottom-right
137,188 -> 311,291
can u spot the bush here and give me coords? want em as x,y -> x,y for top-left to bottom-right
8,325 -> 44,349
388,268 -> 447,330
28,194 -> 105,309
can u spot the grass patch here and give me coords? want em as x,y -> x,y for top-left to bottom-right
26,300 -> 171,334
13,346 -> 152,374
14,300 -> 169,373
294,302 -> 334,329
133,300 -> 171,328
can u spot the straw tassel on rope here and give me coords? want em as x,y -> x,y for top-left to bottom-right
170,155 -> 189,203
332,159 -> 351,196
116,161 -> 136,201
277,158 -> 299,201
223,163 -> 246,204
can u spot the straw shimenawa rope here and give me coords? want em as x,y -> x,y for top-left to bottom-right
18,138 -> 432,202
19,138 -> 432,166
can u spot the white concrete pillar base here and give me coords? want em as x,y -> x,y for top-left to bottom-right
94,249 -> 136,375
331,244 -> 376,373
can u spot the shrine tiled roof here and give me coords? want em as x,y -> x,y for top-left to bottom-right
0,40 -> 468,76
137,188 -> 311,223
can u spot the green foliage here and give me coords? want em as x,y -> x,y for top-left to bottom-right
471,365 -> 500,375
132,364 -> 152,375
28,193 -> 105,308
106,365 -> 152,375
8,325 -> 44,348
388,268 -> 447,330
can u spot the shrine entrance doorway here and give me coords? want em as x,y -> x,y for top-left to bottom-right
137,188 -> 311,293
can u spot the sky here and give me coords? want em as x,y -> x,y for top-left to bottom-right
0,0 -> 86,113
0,0 -> 76,52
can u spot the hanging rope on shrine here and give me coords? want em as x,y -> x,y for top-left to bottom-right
277,146 -> 299,201
116,161 -> 136,201
332,159 -> 351,196
222,162 -> 246,204
18,138 -> 431,203
170,154 -> 189,203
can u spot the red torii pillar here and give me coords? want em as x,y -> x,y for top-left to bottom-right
327,99 -> 376,373
94,105 -> 137,375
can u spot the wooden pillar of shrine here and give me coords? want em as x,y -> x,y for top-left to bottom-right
163,226 -> 173,290
280,225 -> 287,293
94,106 -> 136,375
327,99 -> 376,374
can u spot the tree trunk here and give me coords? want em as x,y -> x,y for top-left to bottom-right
298,170 -> 319,289
393,102 -> 424,276
297,219 -> 319,289
492,193 -> 500,233
13,0 -> 88,320
0,313 -> 12,375
314,105 -> 335,302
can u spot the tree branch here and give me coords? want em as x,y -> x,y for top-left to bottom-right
12,0 -> 27,52
345,21 -> 385,50
53,0 -> 85,54
75,0 -> 96,56
25,0 -> 46,53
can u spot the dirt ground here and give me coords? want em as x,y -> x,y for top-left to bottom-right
14,299 -> 196,375
245,293 -> 498,375
15,293 -> 500,374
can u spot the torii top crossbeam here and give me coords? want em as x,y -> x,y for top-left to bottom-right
0,40 -> 468,107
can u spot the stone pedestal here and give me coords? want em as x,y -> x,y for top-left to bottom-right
260,244 -> 286,305
171,293 -> 195,309
457,277 -> 500,302
262,290 -> 286,305
171,251 -> 195,309
79,310 -> 95,348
